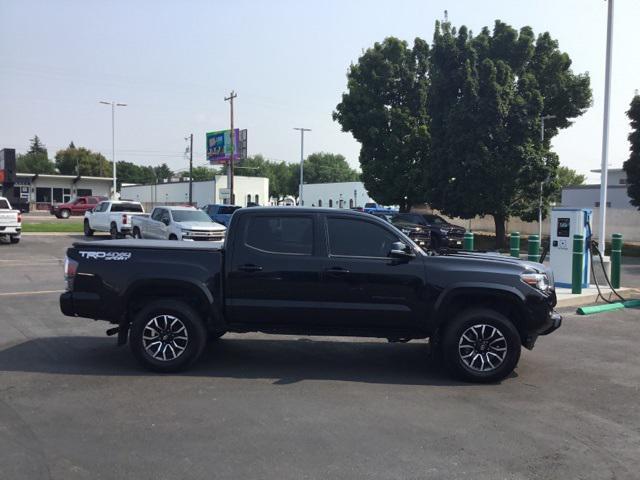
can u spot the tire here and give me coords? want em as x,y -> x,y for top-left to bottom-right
110,223 -> 120,240
10,236 -> 20,244
169,234 -> 178,240
132,227 -> 142,239
60,209 -> 71,219
129,299 -> 207,373
84,220 -> 94,237
441,308 -> 521,383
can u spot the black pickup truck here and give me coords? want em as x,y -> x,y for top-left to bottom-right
60,207 -> 561,382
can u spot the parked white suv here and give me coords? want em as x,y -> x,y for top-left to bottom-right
0,196 -> 22,244
84,200 -> 146,238
131,206 -> 226,241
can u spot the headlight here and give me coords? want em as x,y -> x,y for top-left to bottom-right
521,272 -> 550,292
181,229 -> 191,235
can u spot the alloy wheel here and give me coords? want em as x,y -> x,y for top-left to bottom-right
142,314 -> 189,362
458,324 -> 507,372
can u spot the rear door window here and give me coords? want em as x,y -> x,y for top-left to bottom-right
327,217 -> 399,258
244,215 -> 313,255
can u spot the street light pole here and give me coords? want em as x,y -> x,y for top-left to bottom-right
294,127 -> 311,206
539,114 -> 556,239
224,91 -> 237,205
599,0 -> 615,244
99,100 -> 127,199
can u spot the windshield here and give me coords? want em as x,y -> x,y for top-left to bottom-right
172,210 -> 213,223
423,214 -> 447,225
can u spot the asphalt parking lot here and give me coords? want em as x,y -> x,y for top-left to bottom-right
1,235 -> 639,479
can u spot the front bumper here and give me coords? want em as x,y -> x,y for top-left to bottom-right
540,311 -> 562,335
447,236 -> 464,248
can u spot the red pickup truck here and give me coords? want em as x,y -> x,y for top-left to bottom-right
50,196 -> 107,219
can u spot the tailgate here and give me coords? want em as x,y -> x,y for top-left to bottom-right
0,211 -> 19,226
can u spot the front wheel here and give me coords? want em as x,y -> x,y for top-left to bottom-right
168,234 -> 178,240
129,300 -> 207,372
132,227 -> 142,239
441,308 -> 521,383
60,209 -> 71,219
84,220 -> 94,237
10,236 -> 20,244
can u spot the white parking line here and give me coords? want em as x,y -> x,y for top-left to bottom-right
0,289 -> 65,297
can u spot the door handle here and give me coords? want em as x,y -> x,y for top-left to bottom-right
239,264 -> 263,272
325,267 -> 350,276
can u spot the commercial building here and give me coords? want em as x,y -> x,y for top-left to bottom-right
561,169 -> 632,209
120,175 -> 269,208
14,173 -> 113,210
300,181 -> 373,208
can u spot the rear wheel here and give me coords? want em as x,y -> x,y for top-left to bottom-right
441,308 -> 521,383
110,223 -> 120,239
129,299 -> 207,372
60,209 -> 70,219
84,220 -> 94,237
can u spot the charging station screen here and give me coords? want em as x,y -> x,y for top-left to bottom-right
557,218 -> 570,237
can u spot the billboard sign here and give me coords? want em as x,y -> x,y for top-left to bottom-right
206,129 -> 247,165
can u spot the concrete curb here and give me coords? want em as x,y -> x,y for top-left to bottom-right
20,232 -> 85,236
556,287 -> 639,308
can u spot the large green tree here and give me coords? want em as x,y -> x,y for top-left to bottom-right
190,166 -> 217,182
55,144 -> 110,176
334,37 -> 430,212
427,20 -> 592,246
16,135 -> 56,174
300,152 -> 359,184
623,94 -> 640,209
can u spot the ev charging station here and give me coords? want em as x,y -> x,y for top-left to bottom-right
549,208 -> 593,289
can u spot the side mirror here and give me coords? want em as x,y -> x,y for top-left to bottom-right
389,241 -> 415,260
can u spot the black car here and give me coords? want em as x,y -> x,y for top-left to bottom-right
392,213 -> 465,249
381,214 -> 431,249
60,207 -> 560,383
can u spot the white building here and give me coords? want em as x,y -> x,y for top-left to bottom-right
120,175 -> 269,208
301,181 -> 373,208
562,169 -> 633,209
561,168 -> 640,241
13,173 -> 113,210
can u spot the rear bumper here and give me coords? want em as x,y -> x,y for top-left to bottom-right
60,291 -> 106,320
0,225 -> 21,235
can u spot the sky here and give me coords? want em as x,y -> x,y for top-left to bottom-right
1,0 -> 638,184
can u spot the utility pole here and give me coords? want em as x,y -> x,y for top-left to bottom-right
186,134 -> 193,206
99,100 -> 127,199
539,114 -> 556,239
224,91 -> 237,205
294,127 -> 311,205
599,0 -> 614,244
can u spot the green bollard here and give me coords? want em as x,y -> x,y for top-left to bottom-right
611,233 -> 623,289
527,235 -> 540,262
510,232 -> 520,258
572,234 -> 584,294
464,232 -> 474,251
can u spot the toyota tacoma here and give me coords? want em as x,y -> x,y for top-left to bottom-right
60,207 -> 561,382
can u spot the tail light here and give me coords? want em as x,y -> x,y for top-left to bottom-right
64,256 -> 79,291
17,213 -> 22,223
122,214 -> 127,225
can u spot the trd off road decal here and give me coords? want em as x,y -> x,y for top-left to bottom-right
79,251 -> 132,261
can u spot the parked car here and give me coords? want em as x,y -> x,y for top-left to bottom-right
0,196 -> 21,244
201,204 -> 241,226
60,207 -> 561,382
371,211 -> 431,249
362,202 -> 398,215
83,200 -> 146,238
50,196 -> 107,219
132,206 -> 226,241
392,213 -> 466,249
